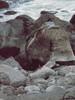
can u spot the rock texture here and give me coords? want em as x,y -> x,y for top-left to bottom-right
0,11 -> 75,100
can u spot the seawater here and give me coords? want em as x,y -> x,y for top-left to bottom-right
0,0 -> 75,22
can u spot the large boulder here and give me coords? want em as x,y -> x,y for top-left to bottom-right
46,28 -> 74,61
0,64 -> 26,86
0,1 -> 9,9
0,57 -> 22,70
46,85 -> 66,100
6,15 -> 34,52
23,12 -> 74,70
26,25 -> 74,67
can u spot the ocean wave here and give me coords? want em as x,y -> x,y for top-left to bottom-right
0,0 -> 75,22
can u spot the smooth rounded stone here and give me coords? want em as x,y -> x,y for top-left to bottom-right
65,72 -> 75,85
0,72 -> 10,85
24,85 -> 41,94
0,1 -> 9,9
0,57 -> 22,70
64,87 -> 75,99
30,67 -> 56,79
33,78 -> 48,92
46,85 -> 66,100
33,78 -> 48,85
0,64 -> 26,86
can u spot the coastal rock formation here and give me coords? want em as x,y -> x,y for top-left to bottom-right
0,10 -> 75,100
0,11 -> 74,71
26,22 -> 74,66
0,1 -> 9,9
14,11 -> 74,71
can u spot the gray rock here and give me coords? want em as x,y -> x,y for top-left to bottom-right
0,57 -> 22,70
24,85 -> 41,94
0,64 -> 26,85
0,22 -> 11,47
30,67 -> 56,79
46,85 -> 66,100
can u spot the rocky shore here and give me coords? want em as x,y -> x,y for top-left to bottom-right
0,9 -> 75,100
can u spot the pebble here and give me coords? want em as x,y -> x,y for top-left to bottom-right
30,67 -> 56,79
46,85 -> 66,100
24,85 -> 40,94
